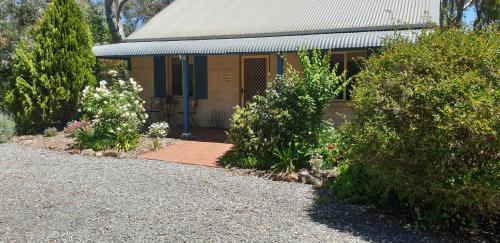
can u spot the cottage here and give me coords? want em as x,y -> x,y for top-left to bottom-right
93,0 -> 439,138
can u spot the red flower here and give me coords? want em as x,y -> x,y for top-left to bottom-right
327,144 -> 335,151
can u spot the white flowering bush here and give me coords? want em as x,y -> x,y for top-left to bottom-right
77,70 -> 147,151
148,122 -> 170,138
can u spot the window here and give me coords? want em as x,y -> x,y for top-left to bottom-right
171,57 -> 195,97
328,52 -> 365,101
330,53 -> 345,100
346,54 -> 363,100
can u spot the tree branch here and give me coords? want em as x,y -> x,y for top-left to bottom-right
104,0 -> 128,43
117,0 -> 129,17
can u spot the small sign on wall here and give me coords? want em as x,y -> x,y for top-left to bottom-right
221,76 -> 233,82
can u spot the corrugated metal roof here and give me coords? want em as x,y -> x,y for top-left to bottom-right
93,30 -> 418,57
126,0 -> 439,42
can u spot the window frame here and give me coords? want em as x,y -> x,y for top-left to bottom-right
170,56 -> 196,98
329,51 -> 366,102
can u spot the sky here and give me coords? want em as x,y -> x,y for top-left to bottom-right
463,6 -> 477,26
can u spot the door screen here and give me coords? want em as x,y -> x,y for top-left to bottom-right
243,57 -> 268,104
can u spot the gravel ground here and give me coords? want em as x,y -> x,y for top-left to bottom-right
0,143 -> 455,242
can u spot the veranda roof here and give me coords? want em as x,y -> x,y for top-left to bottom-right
93,30 -> 418,58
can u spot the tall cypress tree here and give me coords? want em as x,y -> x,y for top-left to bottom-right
4,0 -> 96,133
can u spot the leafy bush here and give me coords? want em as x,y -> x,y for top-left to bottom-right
63,120 -> 93,137
219,151 -> 261,169
227,50 -> 347,171
271,144 -> 298,173
43,127 -> 58,137
308,124 -> 343,171
148,122 -> 170,138
3,0 -> 96,133
95,59 -> 129,83
0,112 -> 16,143
336,28 -> 500,234
77,71 -> 147,151
74,126 -> 108,151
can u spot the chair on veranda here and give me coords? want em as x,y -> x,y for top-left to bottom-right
177,99 -> 198,127
164,96 -> 178,125
147,96 -> 166,121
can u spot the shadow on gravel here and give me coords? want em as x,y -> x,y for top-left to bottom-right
307,189 -> 456,243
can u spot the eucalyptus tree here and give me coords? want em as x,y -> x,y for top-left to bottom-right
0,0 -> 47,100
473,0 -> 500,29
440,0 -> 474,28
104,0 -> 174,43
104,0 -> 129,43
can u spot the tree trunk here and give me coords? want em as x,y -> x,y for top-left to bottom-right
455,0 -> 465,27
440,0 -> 449,28
473,0 -> 500,29
104,0 -> 129,43
440,0 -> 473,29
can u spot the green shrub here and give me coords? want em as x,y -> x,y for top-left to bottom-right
151,138 -> 163,151
0,112 -> 16,143
219,150 -> 262,169
227,50 -> 347,172
271,144 -> 298,173
3,0 -> 96,134
74,126 -> 109,151
77,71 -> 146,151
95,59 -> 129,82
336,28 -> 500,234
43,127 -> 58,137
334,161 -> 387,204
308,123 -> 343,171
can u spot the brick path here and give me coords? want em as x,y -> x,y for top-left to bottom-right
140,141 -> 233,167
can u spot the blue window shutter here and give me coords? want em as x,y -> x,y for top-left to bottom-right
126,57 -> 132,71
153,56 -> 166,97
194,56 -> 208,99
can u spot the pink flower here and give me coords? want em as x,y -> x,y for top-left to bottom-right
327,144 -> 335,151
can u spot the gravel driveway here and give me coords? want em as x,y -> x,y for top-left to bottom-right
0,143 -> 453,242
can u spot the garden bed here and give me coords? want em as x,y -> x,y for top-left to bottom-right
227,166 -> 338,187
10,132 -> 179,159
9,131 -> 335,187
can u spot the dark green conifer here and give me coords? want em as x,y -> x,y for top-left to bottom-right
4,0 -> 96,133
